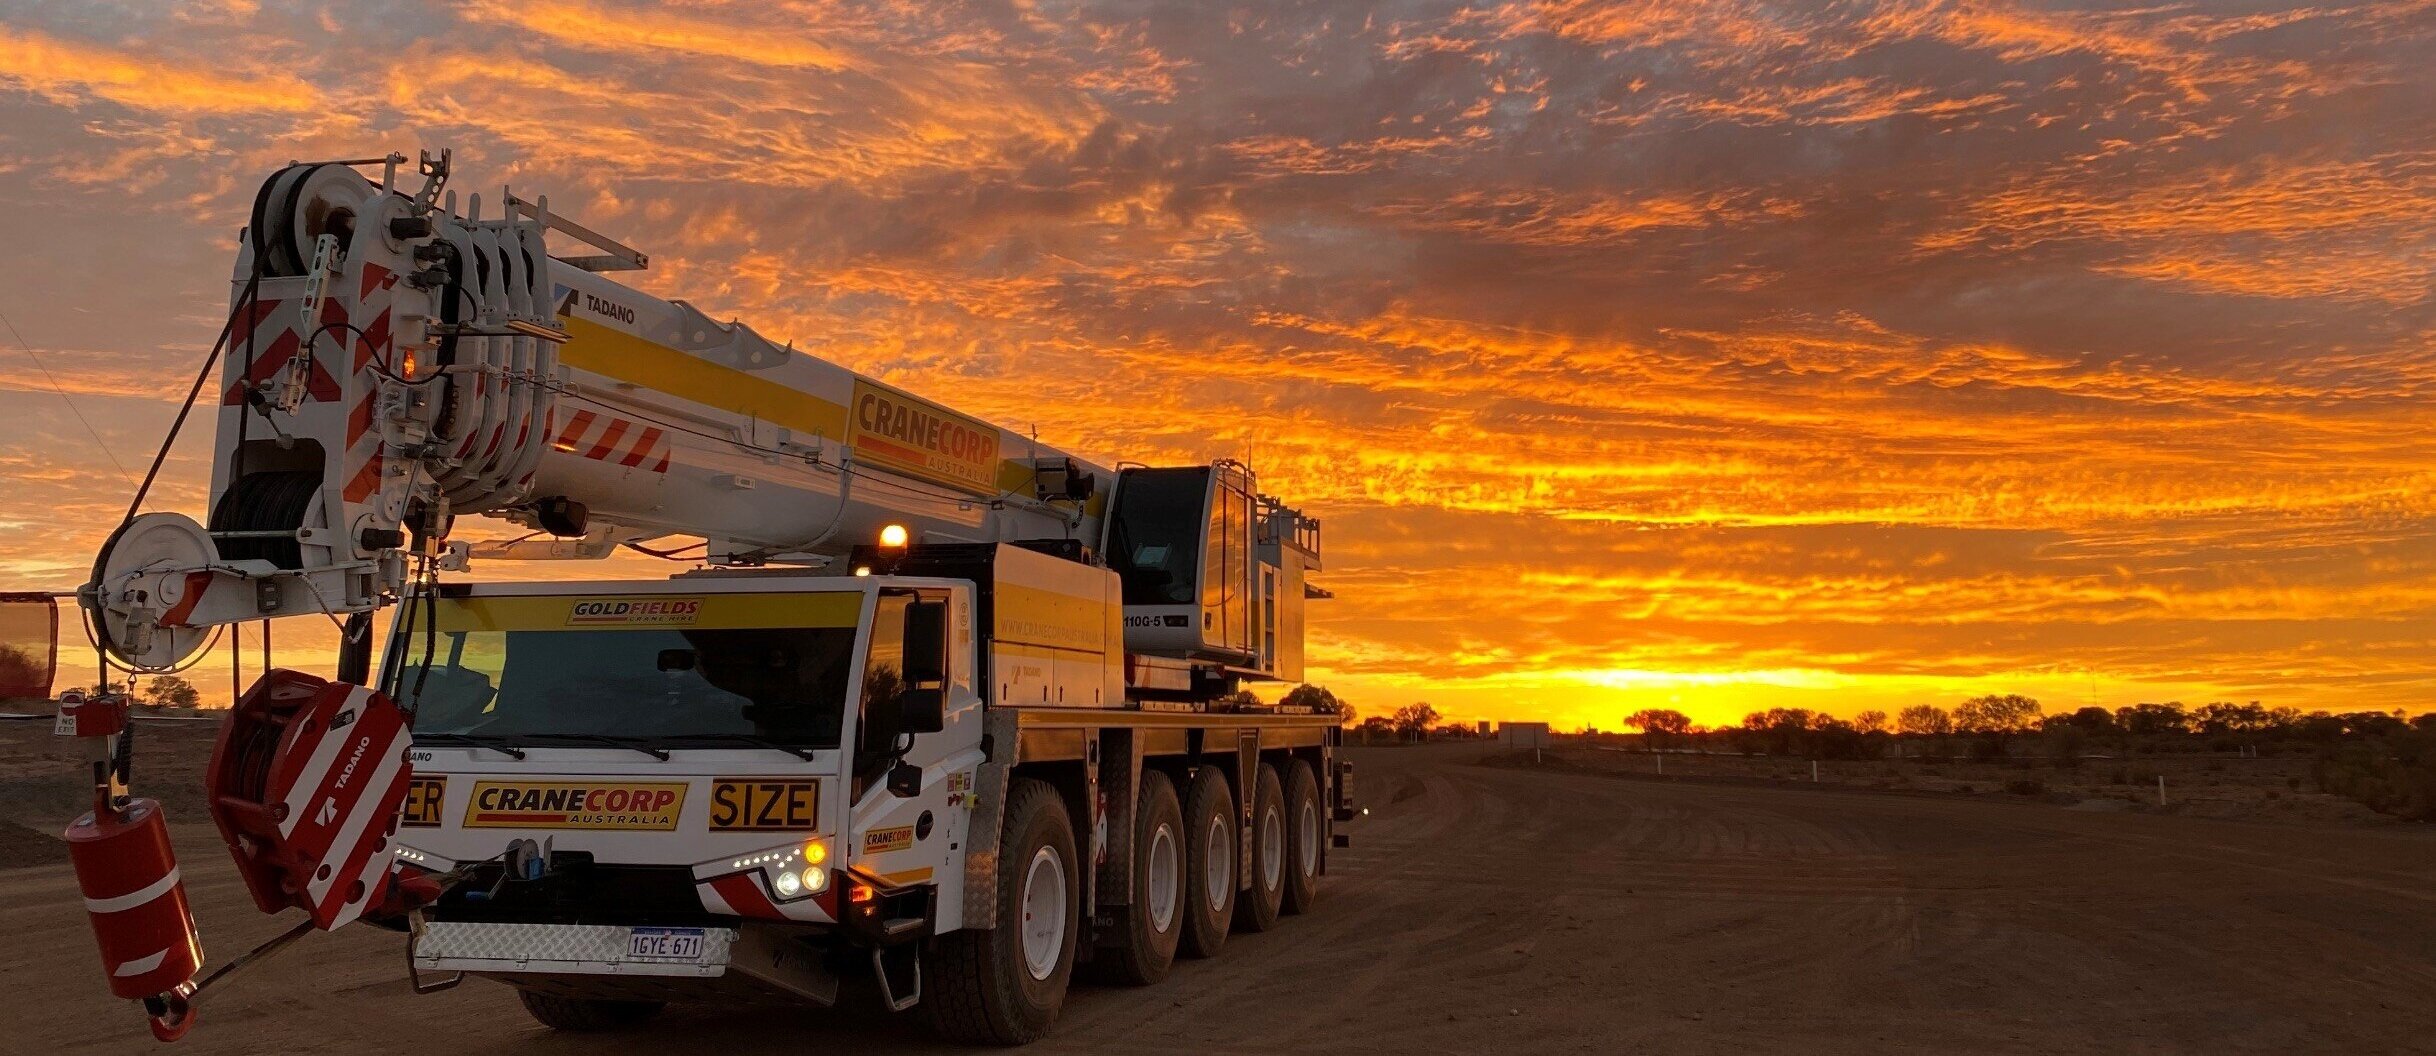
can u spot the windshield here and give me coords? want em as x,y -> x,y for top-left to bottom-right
1107,467 -> 1209,605
386,591 -> 865,749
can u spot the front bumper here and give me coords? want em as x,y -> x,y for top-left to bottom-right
415,921 -> 736,979
414,920 -> 842,1005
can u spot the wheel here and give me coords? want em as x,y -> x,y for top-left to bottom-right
1234,763 -> 1286,933
1095,770 -> 1186,985
1280,759 -> 1322,915
1179,764 -> 1237,959
928,778 -> 1079,1045
515,990 -> 663,1032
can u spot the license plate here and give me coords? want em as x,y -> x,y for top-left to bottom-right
626,927 -> 706,962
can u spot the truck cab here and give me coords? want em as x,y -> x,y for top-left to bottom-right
382,568 -> 999,1009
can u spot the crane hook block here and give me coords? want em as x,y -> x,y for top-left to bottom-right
206,670 -> 417,931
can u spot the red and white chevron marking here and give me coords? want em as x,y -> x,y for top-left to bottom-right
222,297 -> 341,408
340,263 -> 398,505
264,682 -> 414,930
552,408 -> 671,473
695,872 -> 836,923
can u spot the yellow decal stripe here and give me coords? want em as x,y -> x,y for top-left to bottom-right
434,592 -> 864,633
559,315 -> 850,438
559,315 -> 1097,507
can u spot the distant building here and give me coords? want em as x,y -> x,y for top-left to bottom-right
1498,722 -> 1552,749
1476,720 -> 1492,737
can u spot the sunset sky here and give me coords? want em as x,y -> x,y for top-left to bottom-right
0,0 -> 2430,729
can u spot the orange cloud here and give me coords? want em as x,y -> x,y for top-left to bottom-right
0,27 -> 318,114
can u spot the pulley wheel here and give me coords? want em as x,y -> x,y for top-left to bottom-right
88,513 -> 220,672
250,164 -> 377,277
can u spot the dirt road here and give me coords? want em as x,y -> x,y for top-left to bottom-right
5,742 -> 2433,1055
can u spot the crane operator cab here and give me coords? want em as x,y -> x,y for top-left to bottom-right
1103,462 -> 1323,692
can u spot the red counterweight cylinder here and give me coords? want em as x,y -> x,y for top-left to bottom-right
65,798 -> 204,1001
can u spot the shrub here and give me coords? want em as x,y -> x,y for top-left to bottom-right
2312,733 -> 2436,821
2043,728 -> 2087,771
2004,778 -> 2046,796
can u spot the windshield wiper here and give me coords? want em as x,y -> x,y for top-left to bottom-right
660,734 -> 821,761
411,733 -> 528,761
510,734 -> 674,761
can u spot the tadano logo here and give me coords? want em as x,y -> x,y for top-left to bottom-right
552,284 -> 638,326
583,292 -> 636,324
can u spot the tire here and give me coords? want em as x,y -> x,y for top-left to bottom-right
1234,763 -> 1286,933
928,778 -> 1079,1045
1179,764 -> 1237,959
1094,770 -> 1186,986
1280,759 -> 1322,915
515,990 -> 663,1032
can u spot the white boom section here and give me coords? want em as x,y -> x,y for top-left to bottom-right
86,151 -> 1106,670
491,233 -> 1106,562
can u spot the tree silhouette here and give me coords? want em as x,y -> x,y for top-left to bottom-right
1392,702 -> 1439,741
1281,684 -> 1344,714
142,674 -> 201,709
1955,694 -> 2042,733
1624,708 -> 1693,749
1896,704 -> 1952,737
0,644 -> 48,701
2060,706 -> 2117,734
2192,701 -> 2274,734
2114,701 -> 2189,736
1953,695 -> 2041,760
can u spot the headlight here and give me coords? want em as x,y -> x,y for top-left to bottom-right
715,839 -> 832,903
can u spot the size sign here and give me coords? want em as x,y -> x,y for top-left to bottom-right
708,779 -> 820,832
400,776 -> 446,828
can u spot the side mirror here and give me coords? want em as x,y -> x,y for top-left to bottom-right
896,687 -> 945,734
902,601 -> 947,684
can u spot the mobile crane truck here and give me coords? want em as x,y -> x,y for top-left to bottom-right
64,150 -> 1349,1045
